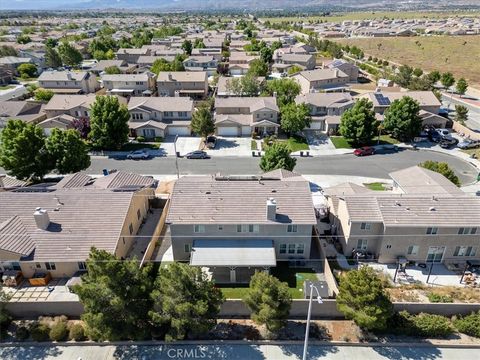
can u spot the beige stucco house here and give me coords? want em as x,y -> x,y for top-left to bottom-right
38,71 -> 99,94
293,68 -> 350,94
157,71 -> 209,99
101,72 -> 157,97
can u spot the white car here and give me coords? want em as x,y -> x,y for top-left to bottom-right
126,150 -> 150,160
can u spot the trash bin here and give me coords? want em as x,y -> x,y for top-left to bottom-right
176,151 -> 180,158
300,151 -> 304,157
306,151 -> 310,157
258,151 -> 261,157
252,151 -> 256,157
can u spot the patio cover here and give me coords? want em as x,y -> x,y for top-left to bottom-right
190,239 -> 276,267
110,88 -> 135,93
50,88 -> 82,94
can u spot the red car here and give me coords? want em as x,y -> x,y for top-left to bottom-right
353,146 -> 375,156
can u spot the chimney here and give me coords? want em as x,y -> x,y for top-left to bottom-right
66,72 -> 72,80
34,207 -> 50,230
266,198 -> 277,221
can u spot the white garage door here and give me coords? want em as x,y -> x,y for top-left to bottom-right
218,126 -> 238,136
168,127 -> 190,136
309,121 -> 323,130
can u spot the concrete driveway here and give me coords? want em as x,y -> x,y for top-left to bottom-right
162,136 -> 202,156
304,131 -> 336,154
207,137 -> 253,157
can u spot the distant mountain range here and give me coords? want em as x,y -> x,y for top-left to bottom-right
2,0 -> 480,11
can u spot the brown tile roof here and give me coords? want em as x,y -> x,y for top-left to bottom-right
0,216 -> 35,256
93,171 -> 156,190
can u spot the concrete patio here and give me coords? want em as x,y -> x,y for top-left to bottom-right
206,137 -> 253,157
4,278 -> 79,302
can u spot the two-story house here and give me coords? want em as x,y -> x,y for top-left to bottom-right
293,69 -> 350,94
166,171 -> 317,283
89,60 -> 137,75
38,71 -> 99,94
228,52 -> 259,76
182,56 -> 218,76
127,96 -> 194,138
101,72 -> 157,97
272,53 -> 316,74
116,48 -> 151,64
157,71 -> 208,99
214,97 -> 280,137
295,93 -> 354,132
323,59 -> 359,82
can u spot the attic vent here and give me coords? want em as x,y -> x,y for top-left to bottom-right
205,191 -> 211,194
405,207 -> 410,211
271,189 -> 277,193
432,196 -> 438,201
394,201 -> 401,206
429,207 -> 436,211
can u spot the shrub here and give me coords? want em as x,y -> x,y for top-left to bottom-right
413,313 -> 453,337
69,323 -> 86,341
136,136 -> 146,142
427,292 -> 453,303
49,320 -> 68,341
454,311 -> 480,338
154,136 -> 163,143
15,326 -> 30,341
30,323 -> 50,342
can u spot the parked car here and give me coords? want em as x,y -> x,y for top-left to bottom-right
439,137 -> 459,149
428,130 -> 442,143
353,146 -> 375,156
186,150 -> 209,159
457,139 -> 480,150
436,128 -> 450,137
205,136 -> 217,149
126,149 -> 150,160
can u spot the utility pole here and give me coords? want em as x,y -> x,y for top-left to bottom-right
173,134 -> 180,179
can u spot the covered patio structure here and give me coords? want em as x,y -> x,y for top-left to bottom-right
190,239 -> 277,284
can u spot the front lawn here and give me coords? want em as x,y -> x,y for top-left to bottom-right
120,142 -> 161,151
286,135 -> 309,152
364,182 -> 387,191
330,136 -> 353,149
330,135 -> 399,149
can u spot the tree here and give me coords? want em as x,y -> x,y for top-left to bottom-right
264,78 -> 301,108
182,39 -> 192,55
0,45 -> 18,57
419,160 -> 460,186
34,88 -> 54,102
0,285 -> 12,337
226,74 -> 262,97
17,34 -> 31,44
456,78 -> 468,97
413,68 -> 423,77
104,66 -> 121,75
45,46 -> 62,68
244,271 -> 292,333
455,104 -> 469,125
440,72 -> 455,89
89,96 -> 130,150
260,46 -> 273,64
427,70 -> 441,84
394,65 -> 413,88
336,267 -> 393,331
58,42 -> 83,67
383,96 -> 422,142
194,38 -> 205,49
74,248 -> 154,341
190,106 -> 214,138
73,117 -> 91,139
260,142 -> 296,172
45,129 -> 90,174
45,38 -> 58,48
0,120 -> 51,181
247,59 -> 269,77
280,103 -> 311,135
339,98 -> 379,146
17,63 -> 37,79
287,65 -> 303,75
149,262 -> 224,341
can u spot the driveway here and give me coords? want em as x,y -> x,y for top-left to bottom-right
206,137 -> 253,157
162,136 -> 202,157
304,131 -> 336,155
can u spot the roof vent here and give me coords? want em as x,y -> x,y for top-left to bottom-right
205,191 -> 211,194
394,201 -> 401,206
271,189 -> 277,193
34,207 -> 50,230
429,207 -> 436,211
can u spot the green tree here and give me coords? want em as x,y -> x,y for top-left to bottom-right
0,120 -> 51,181
0,45 -> 18,57
74,248 -> 154,341
336,267 -> 393,331
287,65 -> 303,75
182,39 -> 193,55
455,104 -> 469,125
45,46 -> 62,68
104,66 -> 121,75
149,262 -> 224,341
383,96 -> 422,142
89,96 -> 130,150
413,68 -> 423,77
226,73 -> 262,97
244,271 -> 292,333
17,63 -> 37,79
58,42 -> 83,67
264,78 -> 301,108
247,59 -> 269,77
190,106 -> 214,138
34,88 -> 54,102
339,98 -> 379,146
419,160 -> 460,186
427,70 -> 441,84
45,128 -> 90,174
456,78 -> 468,97
16,34 -> 31,44
194,38 -> 205,49
45,38 -> 58,48
394,65 -> 413,88
260,142 -> 296,172
441,72 -> 455,89
260,46 -> 273,64
0,285 -> 12,338
280,103 -> 311,135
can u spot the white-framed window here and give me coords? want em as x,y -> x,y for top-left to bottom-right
194,225 -> 205,233
288,244 -> 296,254
35,263 -> 42,269
356,239 -> 368,250
279,244 -> 287,254
360,222 -> 371,230
407,245 -> 419,256
184,244 -> 191,253
237,224 -> 259,233
296,244 -> 305,254
426,227 -> 438,235
454,246 -> 477,257
458,227 -> 477,235
45,262 -> 56,271
386,245 -> 392,249
287,224 -> 297,233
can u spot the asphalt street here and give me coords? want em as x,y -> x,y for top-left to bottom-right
0,343 -> 478,360
81,149 -> 478,185
442,94 -> 480,131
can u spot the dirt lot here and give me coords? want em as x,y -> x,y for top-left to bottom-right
338,35 -> 480,88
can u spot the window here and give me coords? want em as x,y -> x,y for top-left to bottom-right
178,111 -> 187,117
288,244 -> 296,254
129,223 -> 134,235
78,262 -> 87,270
237,224 -> 242,233
184,244 -> 191,253
407,245 -> 419,256
426,227 -> 438,235
237,224 -> 258,233
454,246 -> 478,257
458,227 -> 477,235
35,263 -> 41,269
132,113 -> 143,120
279,244 -> 287,254
249,224 -> 259,233
296,244 -> 305,254
356,239 -> 368,250
137,209 -> 141,220
360,222 -> 371,230
386,245 -> 392,249
164,111 -> 173,117
287,224 -> 297,233
45,262 -> 56,271
194,225 -> 205,233
217,225 -> 223,231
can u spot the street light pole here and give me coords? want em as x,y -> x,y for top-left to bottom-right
302,283 -> 323,360
173,134 -> 179,179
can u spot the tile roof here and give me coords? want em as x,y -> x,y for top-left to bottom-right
92,171 -> 156,190
215,97 -> 279,112
128,96 -> 193,112
0,216 -> 34,256
38,71 -> 88,82
157,71 -> 208,82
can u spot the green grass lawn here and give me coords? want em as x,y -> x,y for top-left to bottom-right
220,285 -> 249,299
330,136 -> 353,149
364,182 -> 387,191
0,85 -> 15,90
330,135 -> 399,149
286,136 -> 309,152
120,142 -> 161,151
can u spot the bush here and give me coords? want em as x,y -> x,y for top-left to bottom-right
30,323 -> 50,342
49,321 -> 68,341
427,292 -> 453,303
413,313 -> 453,337
154,136 -> 163,143
136,136 -> 146,142
69,323 -> 86,341
454,311 -> 480,338
15,326 -> 30,341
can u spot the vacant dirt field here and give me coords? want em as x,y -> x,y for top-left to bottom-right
338,35 -> 480,88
